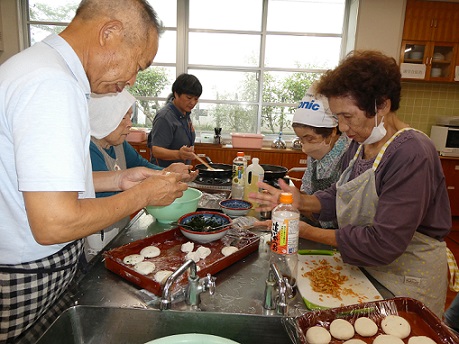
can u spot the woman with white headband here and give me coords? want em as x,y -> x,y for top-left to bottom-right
291,82 -> 350,228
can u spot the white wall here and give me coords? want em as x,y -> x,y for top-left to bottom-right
351,0 -> 407,60
0,0 -> 20,64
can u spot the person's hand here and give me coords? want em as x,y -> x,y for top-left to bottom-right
142,172 -> 188,206
117,167 -> 159,191
164,163 -> 199,182
248,182 -> 282,211
178,145 -> 196,161
254,219 -> 272,229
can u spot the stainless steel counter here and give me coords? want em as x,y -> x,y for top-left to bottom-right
73,210 -> 393,317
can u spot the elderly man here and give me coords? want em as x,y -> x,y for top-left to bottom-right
0,1 -> 188,342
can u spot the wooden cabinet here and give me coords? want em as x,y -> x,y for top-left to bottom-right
400,0 -> 459,83
400,41 -> 457,81
129,141 -> 150,161
441,158 -> 459,216
403,0 -> 459,42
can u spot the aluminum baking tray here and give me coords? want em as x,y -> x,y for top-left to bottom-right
104,227 -> 260,296
283,297 -> 459,344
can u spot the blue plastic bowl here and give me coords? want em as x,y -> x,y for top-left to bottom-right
219,199 -> 253,218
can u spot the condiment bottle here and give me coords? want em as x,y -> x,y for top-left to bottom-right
243,157 -> 264,207
269,192 -> 299,288
231,152 -> 247,199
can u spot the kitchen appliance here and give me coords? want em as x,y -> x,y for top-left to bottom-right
430,118 -> 459,157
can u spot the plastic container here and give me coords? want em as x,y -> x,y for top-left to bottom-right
231,152 -> 247,199
243,157 -> 264,206
270,192 -> 300,288
126,129 -> 147,143
231,133 -> 264,149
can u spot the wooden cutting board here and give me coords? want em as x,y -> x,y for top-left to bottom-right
297,252 -> 383,310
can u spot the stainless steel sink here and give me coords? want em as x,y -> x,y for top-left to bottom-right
36,306 -> 292,344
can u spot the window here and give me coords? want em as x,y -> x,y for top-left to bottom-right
21,0 -> 349,137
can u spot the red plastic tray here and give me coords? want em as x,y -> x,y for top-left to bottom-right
285,297 -> 459,344
104,227 -> 260,296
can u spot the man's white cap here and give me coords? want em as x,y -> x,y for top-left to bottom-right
292,83 -> 337,128
88,89 -> 136,139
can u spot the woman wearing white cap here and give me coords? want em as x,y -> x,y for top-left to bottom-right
292,83 -> 350,228
86,90 -> 198,260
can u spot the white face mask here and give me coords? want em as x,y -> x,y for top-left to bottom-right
301,139 -> 331,159
361,115 -> 386,145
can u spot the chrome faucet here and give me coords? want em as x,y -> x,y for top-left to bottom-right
160,259 -> 216,310
263,263 -> 294,315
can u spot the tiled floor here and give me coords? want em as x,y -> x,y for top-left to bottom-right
445,217 -> 459,311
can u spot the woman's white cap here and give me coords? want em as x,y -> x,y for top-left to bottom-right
88,89 -> 136,139
292,83 -> 337,128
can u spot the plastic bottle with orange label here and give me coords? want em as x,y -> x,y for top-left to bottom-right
269,192 -> 300,288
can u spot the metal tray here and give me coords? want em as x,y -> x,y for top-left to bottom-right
104,227 -> 260,296
284,297 -> 459,344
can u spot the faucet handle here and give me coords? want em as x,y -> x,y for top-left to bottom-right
201,273 -> 216,295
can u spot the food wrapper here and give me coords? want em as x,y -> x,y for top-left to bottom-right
282,297 -> 459,344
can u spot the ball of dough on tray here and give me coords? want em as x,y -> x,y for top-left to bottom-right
354,317 -> 378,337
185,251 -> 201,263
373,334 -> 405,344
133,261 -> 156,275
381,315 -> 411,339
196,246 -> 211,259
123,254 -> 144,265
181,241 -> 194,253
221,246 -> 238,257
154,270 -> 173,284
305,326 -> 331,344
329,319 -> 355,340
140,246 -> 161,258
408,336 -> 437,344
343,339 -> 366,344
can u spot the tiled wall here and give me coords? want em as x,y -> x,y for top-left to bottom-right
398,82 -> 459,135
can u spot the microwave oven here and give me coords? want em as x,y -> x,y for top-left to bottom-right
430,125 -> 459,157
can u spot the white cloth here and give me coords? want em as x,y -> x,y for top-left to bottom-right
89,89 -> 136,139
292,82 -> 337,128
0,34 -> 94,264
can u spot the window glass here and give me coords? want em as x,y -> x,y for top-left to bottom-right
189,33 -> 260,67
261,105 -> 296,135
192,103 -> 259,134
267,0 -> 345,34
189,0 -> 262,31
188,69 -> 258,102
29,24 -> 66,46
147,0 -> 177,27
28,0 -> 78,22
265,35 -> 341,69
154,31 -> 177,64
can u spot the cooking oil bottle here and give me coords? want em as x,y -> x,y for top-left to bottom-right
269,192 -> 299,289
231,152 -> 247,199
243,157 -> 264,206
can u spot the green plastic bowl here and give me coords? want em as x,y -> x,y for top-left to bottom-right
145,188 -> 202,223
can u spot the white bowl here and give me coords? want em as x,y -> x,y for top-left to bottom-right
431,68 -> 442,77
178,211 -> 232,244
433,52 -> 444,61
410,51 -> 423,59
219,199 -> 253,218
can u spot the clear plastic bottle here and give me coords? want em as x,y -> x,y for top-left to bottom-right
269,192 -> 300,288
231,152 -> 247,199
243,157 -> 265,206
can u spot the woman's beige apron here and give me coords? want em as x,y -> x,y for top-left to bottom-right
335,128 -> 447,317
85,140 -> 130,261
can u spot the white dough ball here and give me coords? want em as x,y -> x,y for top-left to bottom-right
140,246 -> 161,258
354,317 -> 378,337
381,315 -> 411,339
305,326 -> 331,344
221,246 -> 238,257
373,334 -> 405,344
181,241 -> 194,253
343,339 -> 366,344
408,336 -> 437,344
133,261 -> 156,275
185,251 -> 201,263
329,319 -> 355,340
154,270 -> 174,284
123,254 -> 144,265
196,246 -> 212,259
